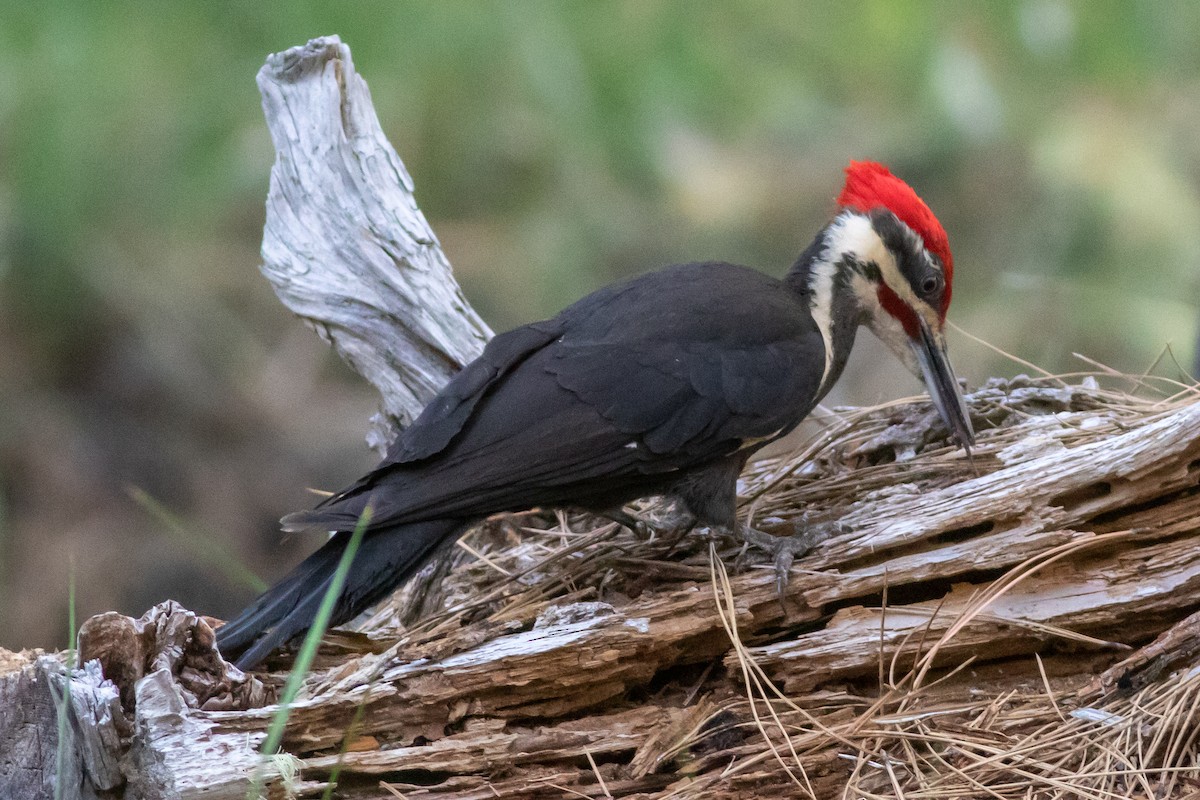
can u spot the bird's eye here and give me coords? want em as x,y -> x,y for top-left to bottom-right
920,274 -> 942,295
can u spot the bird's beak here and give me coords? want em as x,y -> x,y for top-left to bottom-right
911,318 -> 975,451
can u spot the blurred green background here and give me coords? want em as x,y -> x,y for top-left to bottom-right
2,2 -> 1198,650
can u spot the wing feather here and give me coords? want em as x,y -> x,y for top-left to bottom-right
292,262 -> 826,531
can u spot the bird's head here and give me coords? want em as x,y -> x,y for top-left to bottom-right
812,161 -> 974,450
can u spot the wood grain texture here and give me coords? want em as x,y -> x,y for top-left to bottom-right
258,35 -> 491,452
21,387 -> 1190,798
0,653 -> 59,800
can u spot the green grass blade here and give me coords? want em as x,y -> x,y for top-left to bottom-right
321,677 -> 376,800
246,505 -> 372,800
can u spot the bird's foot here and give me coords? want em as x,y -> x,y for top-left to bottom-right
740,516 -> 848,595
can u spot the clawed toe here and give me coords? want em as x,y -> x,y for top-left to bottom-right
603,508 -> 645,533
740,518 -> 846,595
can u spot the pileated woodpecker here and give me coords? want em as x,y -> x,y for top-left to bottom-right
218,161 -> 975,669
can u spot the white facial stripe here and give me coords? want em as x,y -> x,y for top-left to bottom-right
873,233 -> 942,330
807,250 -> 839,392
848,269 -> 882,315
809,211 -> 946,392
847,266 -> 920,374
811,214 -> 897,393
826,211 -> 890,269
832,212 -> 943,334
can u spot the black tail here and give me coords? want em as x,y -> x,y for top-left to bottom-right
216,518 -> 465,669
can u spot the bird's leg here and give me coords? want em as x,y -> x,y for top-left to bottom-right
654,512 -> 699,556
600,508 -> 647,534
601,505 -> 696,545
740,514 -> 848,595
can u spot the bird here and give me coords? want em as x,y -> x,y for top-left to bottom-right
216,160 -> 975,669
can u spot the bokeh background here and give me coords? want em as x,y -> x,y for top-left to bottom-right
2,2 -> 1199,650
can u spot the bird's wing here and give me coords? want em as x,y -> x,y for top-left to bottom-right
289,263 -> 825,529
383,319 -> 565,465
545,337 -> 816,460
541,262 -> 827,460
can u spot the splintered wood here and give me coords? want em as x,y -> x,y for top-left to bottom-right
19,377 -> 1200,798
256,36 -> 491,453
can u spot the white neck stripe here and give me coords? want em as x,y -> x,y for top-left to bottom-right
808,213 -> 892,392
807,253 -> 839,392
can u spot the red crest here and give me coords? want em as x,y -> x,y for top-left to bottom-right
837,161 -> 953,317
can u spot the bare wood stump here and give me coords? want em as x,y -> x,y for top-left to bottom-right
258,35 -> 491,452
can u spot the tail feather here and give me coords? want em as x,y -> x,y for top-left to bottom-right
217,518 -> 464,669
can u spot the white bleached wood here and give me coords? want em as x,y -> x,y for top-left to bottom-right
794,402 -> 1200,607
258,35 -> 492,452
799,401 -> 1200,574
11,397 -> 1200,795
53,660 -> 126,793
1,656 -> 129,800
743,532 -> 1200,693
122,669 -> 288,800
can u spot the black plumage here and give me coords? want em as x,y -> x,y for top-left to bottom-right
219,261 -> 832,668
217,161 -> 975,669
307,262 -> 824,521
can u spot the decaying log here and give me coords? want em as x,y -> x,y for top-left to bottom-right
15,389 -> 1200,798
6,35 -> 1200,799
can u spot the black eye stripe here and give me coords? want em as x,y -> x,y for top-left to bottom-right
868,208 -> 945,300
845,257 -> 881,283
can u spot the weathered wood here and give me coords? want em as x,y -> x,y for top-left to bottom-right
795,400 -> 1200,585
258,35 -> 491,452
746,531 -> 1200,693
302,706 -> 669,776
0,603 -> 283,800
204,597 -> 747,751
0,652 -> 60,800
122,668 -> 281,800
25,388 -> 1194,797
1081,605 -> 1200,700
0,653 -> 130,800
54,660 -> 127,793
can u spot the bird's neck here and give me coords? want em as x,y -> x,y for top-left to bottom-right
784,214 -> 873,399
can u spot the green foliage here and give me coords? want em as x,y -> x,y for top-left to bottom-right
247,507 -> 371,800
53,556 -> 75,800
